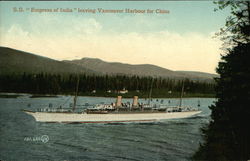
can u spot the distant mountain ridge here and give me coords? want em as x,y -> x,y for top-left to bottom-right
65,58 -> 218,81
0,47 -> 218,81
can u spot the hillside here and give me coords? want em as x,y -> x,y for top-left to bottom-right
0,47 -> 94,75
0,47 -> 218,81
65,58 -> 217,81
176,71 -> 218,80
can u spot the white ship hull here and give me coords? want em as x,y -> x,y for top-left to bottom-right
24,110 -> 202,123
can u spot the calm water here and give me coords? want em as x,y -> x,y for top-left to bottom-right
0,94 -> 214,161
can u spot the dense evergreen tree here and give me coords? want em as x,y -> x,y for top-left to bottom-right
0,73 -> 215,97
194,1 -> 250,160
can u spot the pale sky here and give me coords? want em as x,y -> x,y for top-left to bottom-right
0,1 -> 230,74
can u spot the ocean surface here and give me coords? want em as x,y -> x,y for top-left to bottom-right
0,94 -> 214,161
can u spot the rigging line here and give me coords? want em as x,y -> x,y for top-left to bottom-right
60,96 -> 72,107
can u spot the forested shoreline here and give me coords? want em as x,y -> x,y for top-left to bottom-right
0,73 -> 215,98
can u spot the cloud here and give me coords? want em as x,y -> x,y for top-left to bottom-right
78,31 -> 222,73
0,14 -> 222,74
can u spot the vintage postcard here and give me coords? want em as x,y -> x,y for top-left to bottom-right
0,1 -> 238,161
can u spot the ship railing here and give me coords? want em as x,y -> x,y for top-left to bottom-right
37,107 -> 90,113
93,104 -> 115,110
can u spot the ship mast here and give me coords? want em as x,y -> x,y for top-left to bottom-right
148,78 -> 154,105
73,75 -> 80,112
179,81 -> 185,107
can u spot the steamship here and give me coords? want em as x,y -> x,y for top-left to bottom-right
23,79 -> 201,123
23,95 -> 201,123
